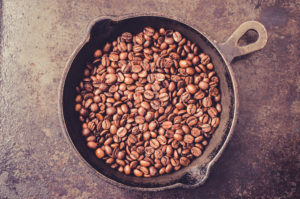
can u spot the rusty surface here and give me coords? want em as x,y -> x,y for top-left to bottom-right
0,0 -> 299,198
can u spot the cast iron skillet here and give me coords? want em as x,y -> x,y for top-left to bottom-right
59,15 -> 267,191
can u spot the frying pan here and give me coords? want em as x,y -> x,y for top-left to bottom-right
59,14 -> 267,191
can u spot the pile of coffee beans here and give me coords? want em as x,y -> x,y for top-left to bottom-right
74,27 -> 221,177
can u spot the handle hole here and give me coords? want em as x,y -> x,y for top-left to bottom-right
237,29 -> 258,46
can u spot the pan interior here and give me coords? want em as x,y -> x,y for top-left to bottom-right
62,16 -> 235,188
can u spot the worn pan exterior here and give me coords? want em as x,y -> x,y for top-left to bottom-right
59,14 -> 267,191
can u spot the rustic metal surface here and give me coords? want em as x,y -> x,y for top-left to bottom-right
1,0 -> 299,198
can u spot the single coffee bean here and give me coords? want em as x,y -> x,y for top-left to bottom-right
162,121 -> 172,129
208,107 -> 218,118
102,120 -> 111,130
144,90 -> 154,99
105,74 -> 117,84
87,141 -> 97,149
202,97 -> 212,107
104,145 -> 112,155
95,148 -> 105,159
149,166 -> 157,176
161,156 -> 170,166
216,103 -> 222,113
143,27 -> 155,36
191,147 -> 202,157
133,169 -> 143,177
180,157 -> 190,167
199,81 -> 209,90
184,134 -> 194,144
186,116 -> 198,127
157,135 -> 167,145
140,160 -> 151,167
149,121 -> 157,131
94,49 -> 102,57
150,139 -> 160,149
117,127 -> 127,138
106,107 -> 116,115
124,165 -> 131,175
179,60 -> 191,68
155,73 -> 165,81
186,84 -> 198,94
150,100 -> 160,110
165,164 -> 173,173
130,151 -> 140,160
186,104 -> 197,115
201,54 -> 210,65
173,31 -> 182,42
166,145 -> 173,156
174,133 -> 183,141
159,93 -> 169,102
191,128 -> 201,137
211,117 -> 220,128
201,124 -> 211,133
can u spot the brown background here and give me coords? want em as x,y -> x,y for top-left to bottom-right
0,0 -> 299,198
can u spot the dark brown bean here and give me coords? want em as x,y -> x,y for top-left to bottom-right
124,165 -> 131,175
180,157 -> 190,167
184,134 -> 194,144
117,127 -> 127,138
133,169 -> 143,177
186,84 -> 198,94
179,60 -> 191,68
106,107 -> 116,115
150,139 -> 160,149
95,148 -> 105,159
191,147 -> 202,157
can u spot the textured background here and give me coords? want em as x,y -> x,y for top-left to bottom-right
1,0 -> 300,198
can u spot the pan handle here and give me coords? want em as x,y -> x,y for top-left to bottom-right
217,21 -> 267,63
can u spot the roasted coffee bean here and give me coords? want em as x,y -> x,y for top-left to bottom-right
191,128 -> 201,137
150,139 -> 160,149
87,141 -> 97,149
106,107 -> 116,115
162,121 -> 172,129
180,157 -> 190,167
75,26 -> 221,177
140,160 -> 151,167
184,134 -> 194,144
133,169 -> 143,177
173,31 -> 182,42
135,116 -> 145,124
149,166 -> 157,176
202,97 -> 212,107
199,81 -> 209,90
211,117 -> 220,128
157,135 -> 167,145
144,90 -> 154,99
187,116 -> 198,127
179,60 -> 191,68
216,103 -> 222,113
191,147 -> 202,157
117,127 -> 127,138
174,133 -> 183,141
124,165 -> 131,175
102,120 -> 111,130
186,84 -> 198,94
187,104 -> 197,115
208,107 -> 218,118
150,100 -> 160,110
95,148 -> 105,159
144,27 -> 155,36
201,124 -> 211,133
